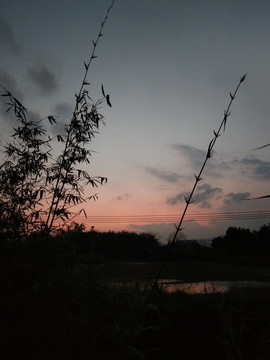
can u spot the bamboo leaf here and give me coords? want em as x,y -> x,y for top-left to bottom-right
14,98 -> 27,110
48,115 -> 57,124
100,176 -> 107,185
194,173 -> 202,182
240,74 -> 247,82
101,84 -> 105,97
78,208 -> 87,218
106,94 -> 112,107
247,195 -> 270,200
5,105 -> 13,113
88,193 -> 98,201
57,134 -> 64,143
213,130 -> 219,138
254,143 -> 270,150
1,88 -> 12,96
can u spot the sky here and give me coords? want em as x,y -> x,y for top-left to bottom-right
1,0 -> 270,242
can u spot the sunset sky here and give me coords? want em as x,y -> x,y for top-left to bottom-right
1,0 -> 270,241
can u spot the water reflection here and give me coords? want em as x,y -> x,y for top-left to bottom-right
156,280 -> 270,294
156,280 -> 228,294
114,279 -> 270,294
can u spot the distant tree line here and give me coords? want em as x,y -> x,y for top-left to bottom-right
59,225 -> 160,260
211,224 -> 270,257
2,220 -> 270,263
50,222 -> 270,262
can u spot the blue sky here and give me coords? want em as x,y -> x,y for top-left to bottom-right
1,0 -> 270,241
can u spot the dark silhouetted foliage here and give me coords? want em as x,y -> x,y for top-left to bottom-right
212,224 -> 270,258
0,1 -> 115,240
63,229 -> 160,259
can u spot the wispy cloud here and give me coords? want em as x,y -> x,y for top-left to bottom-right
224,192 -> 251,205
26,60 -> 60,95
0,15 -> 22,54
167,183 -> 223,208
145,166 -> 181,183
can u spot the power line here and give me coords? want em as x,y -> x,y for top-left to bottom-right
75,210 -> 270,224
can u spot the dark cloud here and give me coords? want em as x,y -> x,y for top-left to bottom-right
0,71 -> 42,125
27,60 -> 60,95
0,77 -> 41,142
145,166 -> 181,183
28,110 -> 43,123
117,193 -> 130,201
233,157 -> 270,181
167,183 -> 223,208
0,70 -> 25,135
224,192 -> 251,205
166,193 -> 184,206
50,102 -> 73,134
170,143 -> 270,182
0,70 -> 23,99
53,103 -> 73,118
170,144 -> 205,169
169,143 -> 227,178
193,184 -> 223,208
0,15 -> 21,54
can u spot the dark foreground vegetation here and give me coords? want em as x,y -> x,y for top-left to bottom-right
1,225 -> 270,360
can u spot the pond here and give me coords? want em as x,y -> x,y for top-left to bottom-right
156,279 -> 270,294
113,279 -> 270,294
157,279 -> 227,294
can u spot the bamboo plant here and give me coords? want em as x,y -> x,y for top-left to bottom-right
0,0 -> 115,239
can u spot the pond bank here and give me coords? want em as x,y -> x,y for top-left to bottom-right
96,259 -> 270,282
